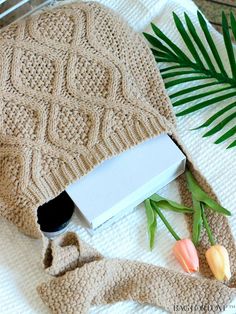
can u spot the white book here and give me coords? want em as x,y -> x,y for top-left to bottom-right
66,134 -> 186,229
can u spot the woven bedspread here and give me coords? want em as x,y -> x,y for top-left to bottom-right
1,0 -> 236,313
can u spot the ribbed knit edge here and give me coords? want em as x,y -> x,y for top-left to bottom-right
21,114 -> 170,238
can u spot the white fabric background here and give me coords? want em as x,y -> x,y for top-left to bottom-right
1,0 -> 236,313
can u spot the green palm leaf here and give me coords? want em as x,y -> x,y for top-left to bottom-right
194,101 -> 236,129
144,11 -> 236,148
197,11 -> 228,77
173,12 -> 205,69
203,112 -> 236,137
228,139 -> 236,148
222,12 -> 236,78
169,81 -> 221,98
215,125 -> 236,144
177,91 -> 236,116
172,85 -> 233,107
184,13 -> 216,73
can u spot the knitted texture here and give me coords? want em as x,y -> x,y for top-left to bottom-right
38,232 -> 236,314
0,2 -> 175,238
1,2 -> 236,313
174,134 -> 236,285
42,232 -> 103,277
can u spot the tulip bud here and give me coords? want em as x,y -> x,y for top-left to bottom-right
173,238 -> 199,273
205,245 -> 231,281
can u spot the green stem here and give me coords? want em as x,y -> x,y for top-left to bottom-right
151,200 -> 181,241
201,203 -> 216,246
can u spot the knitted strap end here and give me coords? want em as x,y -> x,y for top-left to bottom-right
42,232 -> 102,276
38,232 -> 236,314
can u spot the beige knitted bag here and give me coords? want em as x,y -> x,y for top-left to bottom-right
0,2 -> 235,313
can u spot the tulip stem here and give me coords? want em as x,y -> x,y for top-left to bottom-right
151,201 -> 181,241
201,204 -> 215,246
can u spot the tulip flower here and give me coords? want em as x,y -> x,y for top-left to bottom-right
206,245 -> 231,281
146,200 -> 199,273
173,238 -> 199,273
143,170 -> 232,278
200,204 -> 232,281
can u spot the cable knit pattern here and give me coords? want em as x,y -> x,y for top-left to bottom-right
0,2 -> 174,237
38,232 -> 236,314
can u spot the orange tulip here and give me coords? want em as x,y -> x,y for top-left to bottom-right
173,238 -> 199,273
205,245 -> 231,281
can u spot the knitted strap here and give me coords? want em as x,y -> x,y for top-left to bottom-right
38,233 -> 236,314
173,132 -> 236,286
42,232 -> 103,277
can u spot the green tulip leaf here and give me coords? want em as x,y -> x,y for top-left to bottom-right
186,170 -> 231,216
144,199 -> 157,250
192,199 -> 202,245
151,201 -> 181,241
201,203 -> 216,246
149,194 -> 193,214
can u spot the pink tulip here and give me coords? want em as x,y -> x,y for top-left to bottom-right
173,238 -> 199,273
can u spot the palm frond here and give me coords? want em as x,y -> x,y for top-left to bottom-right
197,11 -> 228,77
203,111 -> 236,137
215,125 -> 236,145
194,101 -> 236,129
144,11 -> 236,148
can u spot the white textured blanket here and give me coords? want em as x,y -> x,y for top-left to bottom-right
1,0 -> 236,313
